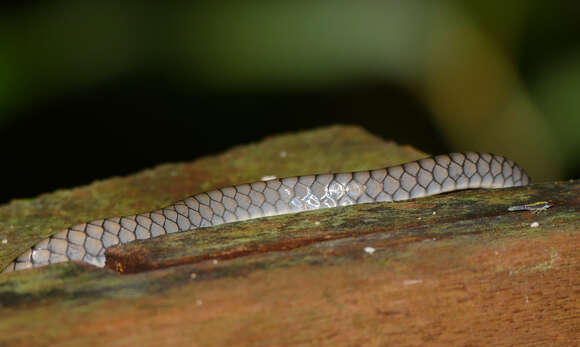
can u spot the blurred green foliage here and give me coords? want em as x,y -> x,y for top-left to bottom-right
0,1 -> 578,181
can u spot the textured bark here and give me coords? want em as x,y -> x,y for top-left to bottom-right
0,126 -> 578,346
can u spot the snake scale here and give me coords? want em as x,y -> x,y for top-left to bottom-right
2,152 -> 530,273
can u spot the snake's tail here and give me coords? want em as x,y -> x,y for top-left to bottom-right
2,209 -> 193,272
2,152 -> 530,273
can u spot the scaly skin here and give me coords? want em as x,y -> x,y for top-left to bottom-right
2,152 -> 530,273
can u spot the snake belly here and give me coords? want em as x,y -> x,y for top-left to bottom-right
2,152 -> 530,273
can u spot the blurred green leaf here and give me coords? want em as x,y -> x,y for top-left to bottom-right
531,51 -> 580,169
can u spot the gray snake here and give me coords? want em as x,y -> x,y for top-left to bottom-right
2,152 -> 530,273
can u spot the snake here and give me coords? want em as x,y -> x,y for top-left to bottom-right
2,152 -> 530,273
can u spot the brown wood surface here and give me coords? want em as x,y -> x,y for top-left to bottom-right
0,126 -> 578,346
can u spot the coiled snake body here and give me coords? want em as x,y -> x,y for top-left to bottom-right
2,152 -> 530,273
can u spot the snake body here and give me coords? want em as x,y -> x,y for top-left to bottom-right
2,152 -> 530,273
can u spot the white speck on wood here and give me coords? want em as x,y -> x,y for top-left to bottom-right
364,247 -> 376,254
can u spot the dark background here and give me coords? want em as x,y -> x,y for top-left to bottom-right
1,2 -> 579,204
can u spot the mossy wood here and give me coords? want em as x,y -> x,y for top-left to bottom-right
0,126 -> 578,346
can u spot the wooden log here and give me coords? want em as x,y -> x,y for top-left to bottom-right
0,126 -> 578,346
